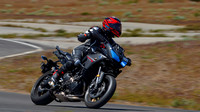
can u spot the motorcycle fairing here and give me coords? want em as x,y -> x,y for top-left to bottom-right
105,43 -> 121,63
84,53 -> 106,69
120,57 -> 128,67
106,43 -> 129,68
110,49 -> 120,62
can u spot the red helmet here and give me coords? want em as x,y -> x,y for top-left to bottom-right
102,17 -> 121,37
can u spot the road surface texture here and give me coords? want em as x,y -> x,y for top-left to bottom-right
0,91 -> 198,112
0,38 -> 42,60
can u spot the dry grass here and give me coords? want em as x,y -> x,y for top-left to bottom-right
0,51 -> 53,93
0,49 -> 69,93
0,0 -> 200,25
113,40 -> 200,110
1,40 -> 200,110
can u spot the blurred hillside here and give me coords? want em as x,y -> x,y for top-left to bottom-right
0,0 -> 200,25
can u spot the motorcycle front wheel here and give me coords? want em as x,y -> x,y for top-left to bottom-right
84,75 -> 116,109
30,71 -> 54,105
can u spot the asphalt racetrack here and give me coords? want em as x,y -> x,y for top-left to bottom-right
0,91 -> 198,112
0,38 -> 42,59
0,38 -> 35,57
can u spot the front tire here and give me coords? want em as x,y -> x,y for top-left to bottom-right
30,71 -> 54,105
84,75 -> 116,109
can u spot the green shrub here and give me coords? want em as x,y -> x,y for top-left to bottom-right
122,29 -> 142,37
149,29 -> 167,32
171,99 -> 196,108
127,28 -> 143,33
174,25 -> 200,32
43,5 -> 51,9
27,9 -> 45,15
0,9 -> 7,13
123,12 -> 133,17
99,1 -> 109,5
134,0 -> 139,3
55,29 -> 66,34
172,12 -> 178,15
92,17 -> 100,21
54,30 -> 80,37
194,12 -> 200,17
121,18 -> 128,22
5,4 -> 13,7
67,12 -> 74,15
32,28 -> 47,32
190,0 -> 200,2
173,16 -> 186,20
166,9 -> 177,12
122,0 -> 139,4
17,8 -> 26,14
158,9 -> 164,12
137,8 -> 143,12
114,1 -> 121,5
149,0 -> 164,3
108,9 -> 115,13
30,0 -> 37,2
81,12 -> 92,15
122,29 -> 169,37
20,34 -> 51,38
0,9 -> 13,14
7,9 -> 14,14
45,11 -> 61,16
0,34 -> 17,38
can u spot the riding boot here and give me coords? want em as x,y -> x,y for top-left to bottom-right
49,60 -> 73,87
48,71 -> 59,87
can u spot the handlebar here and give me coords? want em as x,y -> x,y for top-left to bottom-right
53,46 -> 73,65
56,46 -> 65,56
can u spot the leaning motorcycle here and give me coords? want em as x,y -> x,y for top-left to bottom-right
30,41 -> 131,109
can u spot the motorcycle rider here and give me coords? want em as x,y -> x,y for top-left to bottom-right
50,16 -> 131,86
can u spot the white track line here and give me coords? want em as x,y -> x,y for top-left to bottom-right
0,38 -> 43,60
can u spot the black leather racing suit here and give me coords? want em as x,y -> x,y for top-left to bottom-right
72,26 -> 119,63
54,26 -> 123,78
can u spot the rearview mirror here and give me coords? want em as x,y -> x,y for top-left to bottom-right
41,55 -> 48,61
56,46 -> 59,50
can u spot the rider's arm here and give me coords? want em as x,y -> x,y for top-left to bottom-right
77,30 -> 91,42
77,26 -> 107,43
89,27 -> 107,43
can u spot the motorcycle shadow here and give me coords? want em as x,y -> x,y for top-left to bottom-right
48,104 -> 148,112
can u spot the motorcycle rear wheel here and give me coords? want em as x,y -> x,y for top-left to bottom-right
84,75 -> 116,109
30,71 -> 54,105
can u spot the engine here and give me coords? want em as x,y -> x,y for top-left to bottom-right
62,73 -> 83,95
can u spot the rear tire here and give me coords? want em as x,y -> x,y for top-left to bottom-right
30,71 -> 54,105
84,75 -> 116,109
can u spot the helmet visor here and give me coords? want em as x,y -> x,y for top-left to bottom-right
109,23 -> 121,37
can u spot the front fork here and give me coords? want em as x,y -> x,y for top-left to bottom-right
94,66 -> 105,89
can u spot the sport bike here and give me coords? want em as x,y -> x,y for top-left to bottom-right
30,41 -> 131,108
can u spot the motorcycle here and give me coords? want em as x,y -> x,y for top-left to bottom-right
30,41 -> 131,109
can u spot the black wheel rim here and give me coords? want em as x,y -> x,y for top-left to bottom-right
87,77 -> 109,102
34,75 -> 51,97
